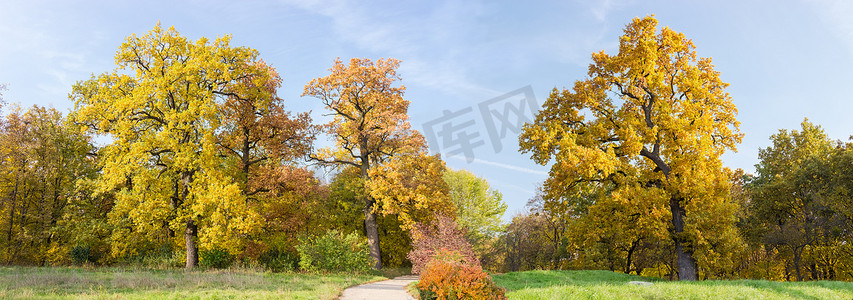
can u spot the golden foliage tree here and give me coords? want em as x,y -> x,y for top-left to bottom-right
366,151 -> 452,229
71,24 -> 281,268
0,105 -> 95,265
303,58 -> 451,269
519,16 -> 742,280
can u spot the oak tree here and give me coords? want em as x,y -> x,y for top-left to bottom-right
519,16 -> 742,280
216,60 -> 317,199
71,24 -> 276,268
215,59 -> 320,258
303,58 -> 440,269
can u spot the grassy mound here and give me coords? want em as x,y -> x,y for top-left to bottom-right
492,270 -> 853,300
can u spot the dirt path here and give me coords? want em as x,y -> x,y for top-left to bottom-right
339,275 -> 418,300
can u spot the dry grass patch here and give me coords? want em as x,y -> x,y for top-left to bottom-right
0,267 -> 382,299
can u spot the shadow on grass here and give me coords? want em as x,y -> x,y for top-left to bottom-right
493,270 -> 661,290
493,270 -> 853,300
702,279 -> 853,300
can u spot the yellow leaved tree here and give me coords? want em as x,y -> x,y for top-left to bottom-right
71,24 -> 279,268
519,16 -> 743,280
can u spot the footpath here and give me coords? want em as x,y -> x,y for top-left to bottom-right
339,275 -> 419,300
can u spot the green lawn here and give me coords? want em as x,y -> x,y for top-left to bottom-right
492,270 -> 853,300
0,267 -> 384,299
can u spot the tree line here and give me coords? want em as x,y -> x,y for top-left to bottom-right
1,16 -> 850,282
500,16 -> 853,282
0,24 -> 510,271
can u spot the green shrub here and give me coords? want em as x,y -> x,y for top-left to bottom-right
200,248 -> 234,269
121,244 -> 184,269
143,248 -> 184,269
66,242 -> 107,265
70,245 -> 92,265
296,230 -> 373,273
259,247 -> 299,272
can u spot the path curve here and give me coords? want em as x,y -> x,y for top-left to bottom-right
339,275 -> 418,300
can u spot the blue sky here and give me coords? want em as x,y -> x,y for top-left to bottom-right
2,0 -> 852,221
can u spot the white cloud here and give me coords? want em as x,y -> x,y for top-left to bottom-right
499,182 -> 536,195
580,0 -> 634,22
0,1 -> 112,108
450,155 -> 547,176
279,0 -> 499,97
808,0 -> 853,54
40,50 -> 86,84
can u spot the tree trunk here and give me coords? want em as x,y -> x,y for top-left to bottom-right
180,171 -> 198,269
360,155 -> 382,270
671,196 -> 698,281
641,148 -> 698,280
241,127 -> 251,187
552,226 -> 559,269
7,174 -> 18,243
364,199 -> 382,270
829,263 -> 836,280
809,263 -> 818,280
793,247 -> 803,281
625,238 -> 639,274
185,219 -> 198,269
784,260 -> 791,281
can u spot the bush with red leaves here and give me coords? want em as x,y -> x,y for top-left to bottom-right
408,214 -> 479,274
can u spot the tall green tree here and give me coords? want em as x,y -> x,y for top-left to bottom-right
442,169 -> 506,262
519,16 -> 742,280
71,24 -> 278,268
749,119 -> 845,281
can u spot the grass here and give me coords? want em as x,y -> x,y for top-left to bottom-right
405,281 -> 420,299
0,266 -> 385,299
492,270 -> 853,300
373,267 -> 412,279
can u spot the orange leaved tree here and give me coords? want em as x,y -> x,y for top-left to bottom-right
303,58 -> 451,269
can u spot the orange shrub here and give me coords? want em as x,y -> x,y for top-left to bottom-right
416,249 -> 506,300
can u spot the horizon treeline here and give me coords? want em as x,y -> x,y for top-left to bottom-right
1,17 -> 852,282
